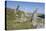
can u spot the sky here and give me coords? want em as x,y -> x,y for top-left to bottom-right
6,1 -> 45,14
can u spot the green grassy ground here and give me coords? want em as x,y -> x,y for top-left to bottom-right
6,9 -> 33,30
6,8 -> 44,30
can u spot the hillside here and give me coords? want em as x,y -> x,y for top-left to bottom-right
6,8 -> 45,30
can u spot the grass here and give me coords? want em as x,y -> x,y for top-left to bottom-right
15,22 -> 33,29
6,8 -> 45,30
7,19 -> 33,30
6,8 -> 33,30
